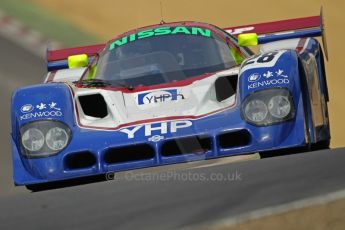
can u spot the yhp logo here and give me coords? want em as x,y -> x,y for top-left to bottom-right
137,89 -> 185,105
120,120 -> 193,139
20,104 -> 34,113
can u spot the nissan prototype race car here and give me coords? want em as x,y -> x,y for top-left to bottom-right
12,12 -> 331,190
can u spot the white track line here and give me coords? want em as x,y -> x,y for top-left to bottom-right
189,153 -> 260,170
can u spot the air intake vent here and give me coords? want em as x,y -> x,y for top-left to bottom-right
218,130 -> 251,148
64,152 -> 96,170
161,136 -> 212,156
215,75 -> 238,102
78,94 -> 108,118
104,144 -> 155,164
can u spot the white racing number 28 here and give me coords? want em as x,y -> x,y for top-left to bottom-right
240,51 -> 283,73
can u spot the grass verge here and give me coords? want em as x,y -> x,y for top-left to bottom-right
0,0 -> 101,47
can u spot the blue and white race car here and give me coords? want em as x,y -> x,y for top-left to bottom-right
11,13 -> 330,190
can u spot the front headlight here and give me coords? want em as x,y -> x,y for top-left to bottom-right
241,88 -> 295,126
21,128 -> 45,152
20,121 -> 71,158
244,99 -> 268,123
46,127 -> 69,151
268,95 -> 291,119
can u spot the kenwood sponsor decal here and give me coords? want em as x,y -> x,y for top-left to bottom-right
248,73 -> 261,82
20,104 -> 34,113
247,69 -> 289,90
20,111 -> 63,120
20,102 -> 62,120
248,78 -> 290,89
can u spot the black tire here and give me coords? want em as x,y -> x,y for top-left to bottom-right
311,139 -> 330,151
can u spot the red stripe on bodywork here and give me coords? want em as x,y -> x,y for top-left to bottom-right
224,16 -> 320,36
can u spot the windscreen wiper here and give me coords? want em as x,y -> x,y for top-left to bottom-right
77,79 -> 134,90
77,79 -> 112,87
111,80 -> 135,91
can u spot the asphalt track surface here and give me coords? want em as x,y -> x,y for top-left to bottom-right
1,34 -> 345,229
0,148 -> 344,230
0,35 -> 45,196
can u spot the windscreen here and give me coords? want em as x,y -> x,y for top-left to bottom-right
83,26 -> 239,87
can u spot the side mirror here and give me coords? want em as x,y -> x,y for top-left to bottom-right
68,54 -> 89,69
238,33 -> 258,47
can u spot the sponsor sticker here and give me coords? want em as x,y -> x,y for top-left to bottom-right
20,111 -> 63,120
109,26 -> 212,51
137,89 -> 185,105
120,120 -> 193,139
248,73 -> 261,82
247,69 -> 289,90
20,101 -> 62,120
275,69 -> 288,78
148,135 -> 165,142
263,70 -> 274,79
20,104 -> 34,113
226,26 -> 255,35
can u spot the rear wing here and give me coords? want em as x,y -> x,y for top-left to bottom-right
47,44 -> 105,71
224,8 -> 328,59
224,16 -> 320,37
46,10 -> 328,71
